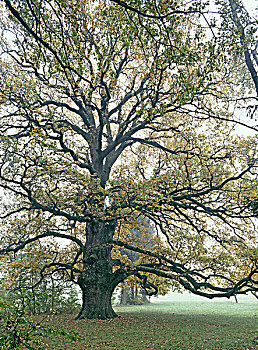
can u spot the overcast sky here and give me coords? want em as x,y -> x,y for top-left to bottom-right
244,0 -> 257,11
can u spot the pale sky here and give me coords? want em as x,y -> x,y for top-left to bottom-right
243,0 -> 257,12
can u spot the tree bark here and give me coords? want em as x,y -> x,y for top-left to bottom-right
76,219 -> 118,319
76,277 -> 117,319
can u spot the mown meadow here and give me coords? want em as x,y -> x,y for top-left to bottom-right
36,294 -> 257,350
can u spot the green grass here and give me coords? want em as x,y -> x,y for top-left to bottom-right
37,294 -> 257,349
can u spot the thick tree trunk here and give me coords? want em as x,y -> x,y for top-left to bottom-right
76,278 -> 117,319
76,219 -> 118,320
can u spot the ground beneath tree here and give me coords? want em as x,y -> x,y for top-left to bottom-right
36,297 -> 257,350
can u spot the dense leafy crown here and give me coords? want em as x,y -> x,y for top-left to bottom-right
0,0 -> 257,303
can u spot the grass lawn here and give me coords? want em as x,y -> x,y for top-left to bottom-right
37,294 -> 258,350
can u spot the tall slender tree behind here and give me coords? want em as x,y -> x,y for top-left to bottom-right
217,0 -> 257,119
0,0 -> 257,319
228,0 -> 257,95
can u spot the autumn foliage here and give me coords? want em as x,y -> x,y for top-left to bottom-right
0,0 -> 257,319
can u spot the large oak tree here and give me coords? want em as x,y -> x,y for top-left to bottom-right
0,0 -> 257,319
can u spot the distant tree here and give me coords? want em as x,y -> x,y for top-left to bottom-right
250,200 -> 258,217
116,216 -> 171,305
218,0 -> 258,120
228,0 -> 257,95
0,0 -> 257,320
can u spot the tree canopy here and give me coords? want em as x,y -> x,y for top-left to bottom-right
0,0 -> 257,319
